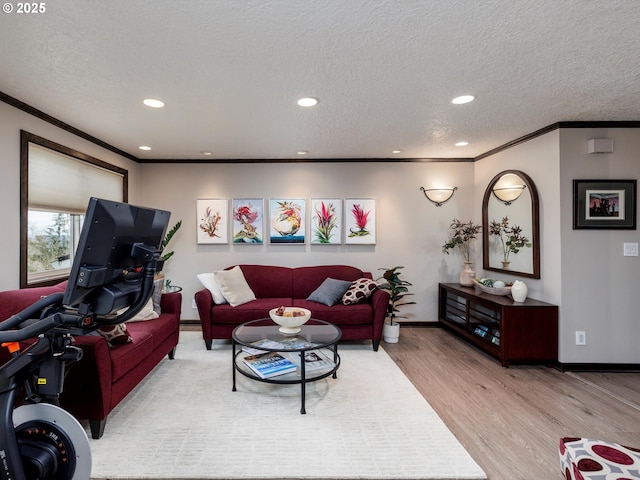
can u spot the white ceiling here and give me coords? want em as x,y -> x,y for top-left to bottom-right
1,0 -> 639,161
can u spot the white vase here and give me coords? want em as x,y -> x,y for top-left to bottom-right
459,261 -> 475,287
511,280 -> 528,302
383,321 -> 400,343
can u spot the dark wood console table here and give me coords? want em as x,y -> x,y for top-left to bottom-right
438,283 -> 558,367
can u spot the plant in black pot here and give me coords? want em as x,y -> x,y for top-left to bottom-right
377,266 -> 416,343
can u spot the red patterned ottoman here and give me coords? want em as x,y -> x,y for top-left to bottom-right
559,437 -> 640,479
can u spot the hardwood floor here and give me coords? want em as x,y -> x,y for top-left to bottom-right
383,327 -> 640,480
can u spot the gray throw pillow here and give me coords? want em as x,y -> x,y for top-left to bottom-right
307,278 -> 353,306
152,278 -> 164,314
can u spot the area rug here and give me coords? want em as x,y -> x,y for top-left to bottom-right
87,332 -> 486,480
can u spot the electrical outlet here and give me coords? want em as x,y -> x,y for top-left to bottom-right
623,243 -> 638,256
575,331 -> 586,345
192,299 -> 197,309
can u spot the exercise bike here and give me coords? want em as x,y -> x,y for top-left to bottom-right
0,197 -> 170,480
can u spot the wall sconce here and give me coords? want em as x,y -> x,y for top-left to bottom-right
491,173 -> 526,205
420,186 -> 457,206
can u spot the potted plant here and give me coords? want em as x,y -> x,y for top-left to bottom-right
441,218 -> 481,286
161,220 -> 182,262
488,216 -> 531,269
156,220 -> 182,290
377,266 -> 416,343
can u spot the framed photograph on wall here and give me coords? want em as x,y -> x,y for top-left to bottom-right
196,199 -> 229,244
231,198 -> 264,244
344,198 -> 376,244
269,198 -> 306,244
310,198 -> 342,244
573,179 -> 637,230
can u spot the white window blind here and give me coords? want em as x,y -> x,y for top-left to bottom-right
28,143 -> 124,213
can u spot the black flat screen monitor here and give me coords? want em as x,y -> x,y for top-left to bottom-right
63,197 -> 170,315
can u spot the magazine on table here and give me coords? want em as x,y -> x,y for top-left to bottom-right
242,336 -> 317,355
276,336 -> 317,350
284,349 -> 335,372
242,352 -> 297,379
242,339 -> 285,355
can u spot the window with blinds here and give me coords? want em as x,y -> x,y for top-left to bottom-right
20,131 -> 128,287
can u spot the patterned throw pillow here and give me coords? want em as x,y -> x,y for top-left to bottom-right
342,278 -> 377,305
98,324 -> 132,347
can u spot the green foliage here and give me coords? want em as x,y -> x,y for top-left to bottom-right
489,217 -> 531,262
377,266 -> 416,325
27,213 -> 70,273
161,220 -> 182,262
442,218 -> 482,262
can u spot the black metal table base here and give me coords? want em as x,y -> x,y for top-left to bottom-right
232,339 -> 340,414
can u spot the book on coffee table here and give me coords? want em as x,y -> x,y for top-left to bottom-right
242,352 -> 297,379
284,349 -> 335,372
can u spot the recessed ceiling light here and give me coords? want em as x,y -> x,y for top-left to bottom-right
455,141 -> 469,147
451,95 -> 475,105
297,150 -> 309,155
200,151 -> 212,156
297,97 -> 318,107
143,98 -> 165,108
392,149 -> 402,154
139,145 -> 151,151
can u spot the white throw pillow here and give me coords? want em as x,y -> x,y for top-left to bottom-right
214,266 -> 256,307
126,298 -> 160,322
197,272 -> 228,304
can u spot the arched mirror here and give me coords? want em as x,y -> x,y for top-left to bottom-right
482,170 -> 540,278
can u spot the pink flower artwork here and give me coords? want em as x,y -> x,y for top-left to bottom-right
232,199 -> 263,244
344,198 -> 376,245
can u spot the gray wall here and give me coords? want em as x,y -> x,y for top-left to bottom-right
137,161 -> 475,324
559,128 -> 640,364
476,127 -> 640,363
2,99 -> 639,364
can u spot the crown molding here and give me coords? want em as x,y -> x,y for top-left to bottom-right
474,121 -> 640,161
137,157 -> 474,164
0,91 -> 139,162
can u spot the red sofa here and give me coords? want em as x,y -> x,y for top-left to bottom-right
0,282 -> 181,439
195,264 -> 389,351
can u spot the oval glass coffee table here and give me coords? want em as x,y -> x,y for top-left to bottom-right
232,318 -> 341,414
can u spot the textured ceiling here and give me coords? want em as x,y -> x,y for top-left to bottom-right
1,0 -> 639,161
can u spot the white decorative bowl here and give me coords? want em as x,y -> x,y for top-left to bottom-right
473,280 -> 512,297
269,307 -> 311,334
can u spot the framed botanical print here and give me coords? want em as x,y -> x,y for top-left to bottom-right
269,198 -> 306,244
310,198 -> 342,244
231,198 -> 264,244
573,180 -> 636,229
196,199 -> 228,244
344,198 -> 376,244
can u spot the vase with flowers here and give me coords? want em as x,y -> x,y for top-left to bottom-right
442,218 -> 482,286
489,217 -> 531,269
